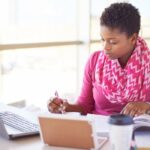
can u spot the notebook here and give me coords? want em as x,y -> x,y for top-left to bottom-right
38,113 -> 108,149
0,103 -> 39,139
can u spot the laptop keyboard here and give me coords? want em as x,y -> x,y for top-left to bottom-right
0,111 -> 39,133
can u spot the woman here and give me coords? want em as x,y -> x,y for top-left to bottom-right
48,2 -> 150,117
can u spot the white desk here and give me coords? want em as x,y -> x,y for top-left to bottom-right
0,103 -> 149,150
0,133 -> 150,150
0,136 -> 74,150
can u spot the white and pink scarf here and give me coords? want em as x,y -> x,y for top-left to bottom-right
95,37 -> 150,104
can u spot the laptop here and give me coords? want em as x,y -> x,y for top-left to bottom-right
0,103 -> 39,139
38,113 -> 108,149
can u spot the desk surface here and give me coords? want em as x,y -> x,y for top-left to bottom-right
0,133 -> 150,150
0,136 -> 90,150
0,103 -> 149,150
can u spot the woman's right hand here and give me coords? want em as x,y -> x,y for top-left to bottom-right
47,97 -> 68,113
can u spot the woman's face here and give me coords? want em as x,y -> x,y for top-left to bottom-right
100,26 -> 137,60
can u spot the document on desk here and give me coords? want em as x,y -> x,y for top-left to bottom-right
87,114 -> 110,138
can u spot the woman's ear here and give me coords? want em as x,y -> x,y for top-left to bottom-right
130,33 -> 138,45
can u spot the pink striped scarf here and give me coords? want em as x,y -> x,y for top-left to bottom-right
95,37 -> 150,104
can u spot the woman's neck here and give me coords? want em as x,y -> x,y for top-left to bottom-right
118,46 -> 135,68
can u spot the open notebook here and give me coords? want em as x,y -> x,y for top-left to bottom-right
38,113 -> 108,149
133,114 -> 150,131
0,103 -> 39,139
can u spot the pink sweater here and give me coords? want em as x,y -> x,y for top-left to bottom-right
76,51 -> 150,115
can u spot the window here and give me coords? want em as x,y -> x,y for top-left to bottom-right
1,0 -> 150,108
0,0 -> 81,107
1,46 -> 77,107
90,0 -> 150,52
130,0 -> 150,46
0,0 -> 77,43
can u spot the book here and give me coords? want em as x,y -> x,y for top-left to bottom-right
133,114 -> 150,131
87,113 -> 150,135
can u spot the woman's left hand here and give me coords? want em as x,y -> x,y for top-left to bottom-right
121,102 -> 150,117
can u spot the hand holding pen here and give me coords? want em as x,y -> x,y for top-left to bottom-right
47,91 -> 68,114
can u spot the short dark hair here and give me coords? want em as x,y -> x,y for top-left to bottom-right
100,2 -> 141,37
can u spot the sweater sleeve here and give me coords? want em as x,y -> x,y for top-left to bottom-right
76,51 -> 100,114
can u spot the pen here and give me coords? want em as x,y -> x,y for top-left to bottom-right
54,90 -> 66,113
49,90 -> 60,107
130,132 -> 138,150
130,141 -> 138,150
48,91 -> 65,113
49,97 -> 60,107
55,90 -> 59,98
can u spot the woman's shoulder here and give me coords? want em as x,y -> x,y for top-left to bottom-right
88,50 -> 103,69
90,50 -> 101,57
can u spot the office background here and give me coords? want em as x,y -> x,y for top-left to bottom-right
0,0 -> 150,108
